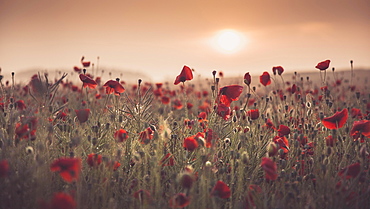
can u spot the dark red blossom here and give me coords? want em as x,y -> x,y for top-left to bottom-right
322,108 -> 348,129
350,120 -> 370,140
174,65 -> 193,85
15,100 -> 26,111
198,111 -> 207,122
315,59 -> 330,71
74,66 -> 82,73
114,129 -> 129,142
0,160 -> 9,178
79,74 -> 97,89
272,66 -> 284,75
168,193 -> 190,208
50,157 -> 81,183
183,136 -> 199,151
338,162 -> 361,179
259,72 -> 271,86
173,99 -> 183,110
81,56 -> 91,68
103,80 -> 125,95
244,72 -> 251,85
350,108 -> 362,119
210,180 -> 231,199
273,136 -> 289,154
264,119 -> 276,130
247,109 -> 259,120
161,96 -> 170,104
75,109 -> 90,123
218,85 -> 243,107
138,127 -> 154,144
261,157 -> 278,181
277,125 -> 290,136
216,103 -> 231,120
87,153 -> 102,167
50,192 -> 76,209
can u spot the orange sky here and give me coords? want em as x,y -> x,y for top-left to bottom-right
1,0 -> 369,82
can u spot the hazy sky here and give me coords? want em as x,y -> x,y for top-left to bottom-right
1,0 -> 369,82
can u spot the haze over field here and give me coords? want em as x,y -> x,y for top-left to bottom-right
1,0 -> 369,81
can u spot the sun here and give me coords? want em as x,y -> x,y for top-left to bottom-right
214,29 -> 246,53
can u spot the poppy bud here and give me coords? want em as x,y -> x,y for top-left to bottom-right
205,161 -> 212,168
241,151 -> 249,164
26,146 -> 34,154
267,142 -> 278,157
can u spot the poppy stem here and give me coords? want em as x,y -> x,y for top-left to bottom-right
242,86 -> 251,113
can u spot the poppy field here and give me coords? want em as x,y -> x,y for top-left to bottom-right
0,59 -> 370,209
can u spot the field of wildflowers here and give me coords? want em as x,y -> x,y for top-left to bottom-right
0,58 -> 369,209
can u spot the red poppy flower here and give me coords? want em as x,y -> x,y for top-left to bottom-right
259,72 -> 271,86
350,120 -> 370,140
160,153 -> 175,167
244,72 -> 251,85
50,157 -> 81,183
273,136 -> 289,154
264,118 -> 276,130
168,193 -> 190,208
261,157 -> 278,181
0,160 -> 9,178
219,71 -> 224,77
338,162 -> 361,179
79,74 -> 97,89
322,108 -> 348,129
75,109 -> 90,123
153,88 -> 162,97
81,56 -> 91,68
204,129 -> 214,148
50,192 -> 76,209
183,136 -> 199,151
350,108 -> 362,119
138,127 -> 154,144
315,60 -> 330,71
56,111 -> 68,121
216,103 -> 231,120
198,111 -> 207,122
187,102 -> 193,110
174,65 -> 193,85
74,66 -> 82,73
173,99 -> 183,110
277,125 -> 290,136
103,80 -> 125,95
218,85 -> 243,107
161,96 -> 170,105
247,109 -> 259,120
15,100 -> 26,111
114,129 -> 129,142
272,66 -> 284,75
87,153 -> 102,167
155,83 -> 163,88
210,180 -> 231,199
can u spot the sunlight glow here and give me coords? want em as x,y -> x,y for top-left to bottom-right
214,29 -> 246,54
